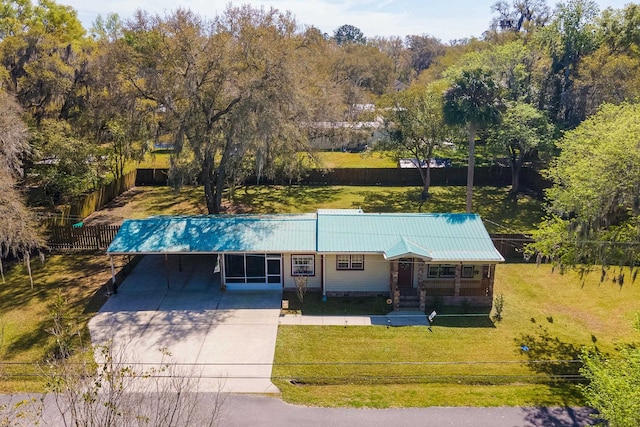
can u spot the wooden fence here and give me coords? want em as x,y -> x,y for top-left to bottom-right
491,233 -> 534,260
48,225 -> 121,251
47,225 -> 533,260
135,166 -> 550,194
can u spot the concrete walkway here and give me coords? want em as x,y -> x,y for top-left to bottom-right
279,311 -> 430,326
88,255 -> 281,394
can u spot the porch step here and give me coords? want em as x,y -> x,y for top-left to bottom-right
398,295 -> 420,310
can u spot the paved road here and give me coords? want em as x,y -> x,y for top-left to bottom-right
0,393 -> 602,426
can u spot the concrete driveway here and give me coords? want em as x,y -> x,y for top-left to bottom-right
88,255 -> 282,394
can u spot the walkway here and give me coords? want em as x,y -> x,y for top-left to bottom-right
278,311 -> 430,326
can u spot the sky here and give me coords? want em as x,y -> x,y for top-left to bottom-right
63,0 -> 633,43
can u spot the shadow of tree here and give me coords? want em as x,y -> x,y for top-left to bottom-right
515,325 -> 587,402
357,188 -> 422,212
522,406 -> 604,427
230,185 -> 341,213
430,316 -> 496,328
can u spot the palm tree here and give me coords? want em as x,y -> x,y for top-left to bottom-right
443,69 -> 503,213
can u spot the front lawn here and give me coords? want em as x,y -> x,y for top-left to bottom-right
0,254 -> 114,392
273,263 -> 640,407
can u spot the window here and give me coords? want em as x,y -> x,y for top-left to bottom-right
350,254 -> 364,270
224,254 -> 268,283
461,265 -> 475,278
336,255 -> 350,270
336,254 -> 365,270
439,264 -> 456,278
427,265 -> 439,278
292,255 -> 315,276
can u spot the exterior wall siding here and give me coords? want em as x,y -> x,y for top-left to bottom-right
324,254 -> 389,294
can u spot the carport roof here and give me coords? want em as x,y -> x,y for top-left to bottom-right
107,214 -> 317,254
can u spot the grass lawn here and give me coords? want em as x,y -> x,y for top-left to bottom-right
314,151 -> 396,168
132,147 -> 495,169
273,264 -> 640,407
0,254 -> 115,392
85,185 -> 543,233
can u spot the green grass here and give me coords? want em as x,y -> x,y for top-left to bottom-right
134,150 -> 172,169
314,151 -> 396,168
282,291 -> 392,315
0,254 -> 113,392
87,185 -> 543,233
229,185 -> 543,233
273,264 -> 640,407
132,146 -> 496,170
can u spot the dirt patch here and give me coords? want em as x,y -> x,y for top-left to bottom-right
83,186 -> 207,226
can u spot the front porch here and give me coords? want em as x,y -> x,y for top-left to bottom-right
390,259 -> 496,311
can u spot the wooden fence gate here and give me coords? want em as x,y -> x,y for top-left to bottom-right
48,225 -> 121,251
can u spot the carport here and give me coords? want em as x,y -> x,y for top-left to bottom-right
106,215 -> 317,292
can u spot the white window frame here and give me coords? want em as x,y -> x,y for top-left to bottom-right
292,254 -> 315,276
336,254 -> 364,270
350,254 -> 364,270
336,254 -> 350,270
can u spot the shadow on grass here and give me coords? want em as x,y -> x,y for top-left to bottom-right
282,292 -> 392,316
231,186 -> 341,213
515,325 -> 587,403
430,316 -> 496,328
357,188 -> 422,212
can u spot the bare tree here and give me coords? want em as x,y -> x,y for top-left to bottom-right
0,92 -> 44,287
44,297 -> 227,426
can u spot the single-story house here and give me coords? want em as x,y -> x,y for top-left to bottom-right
106,209 -> 504,309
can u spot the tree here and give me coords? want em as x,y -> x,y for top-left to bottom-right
443,69 -> 504,212
381,81 -> 455,204
333,24 -> 366,45
528,103 -> 640,271
487,101 -> 553,195
579,316 -> 640,427
405,34 -> 446,78
123,7 -> 316,214
30,119 -> 101,203
535,0 -> 600,126
332,42 -> 395,109
0,0 -> 88,124
574,4 -> 640,117
490,0 -> 550,34
0,91 -> 44,287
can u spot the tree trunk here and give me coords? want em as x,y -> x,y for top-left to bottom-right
202,150 -> 218,214
423,164 -> 431,200
466,122 -> 476,213
509,150 -> 523,196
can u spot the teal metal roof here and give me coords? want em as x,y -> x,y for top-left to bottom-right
384,237 -> 433,261
316,212 -> 504,262
107,214 -> 316,254
107,211 -> 503,262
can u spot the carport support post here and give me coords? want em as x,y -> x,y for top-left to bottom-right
165,254 -> 171,289
109,255 -> 117,294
